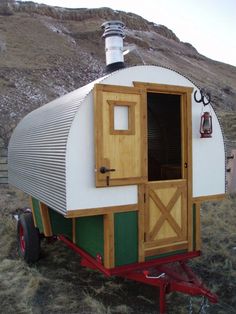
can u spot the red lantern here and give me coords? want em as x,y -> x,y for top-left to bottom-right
200,111 -> 212,138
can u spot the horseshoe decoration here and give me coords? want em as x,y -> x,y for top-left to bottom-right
194,89 -> 211,106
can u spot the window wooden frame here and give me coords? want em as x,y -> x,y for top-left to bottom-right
108,100 -> 135,135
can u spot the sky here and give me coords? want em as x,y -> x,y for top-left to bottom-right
20,0 -> 236,67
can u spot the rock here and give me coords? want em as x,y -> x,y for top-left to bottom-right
0,1 -> 235,151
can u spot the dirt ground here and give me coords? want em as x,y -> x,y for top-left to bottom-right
0,185 -> 235,314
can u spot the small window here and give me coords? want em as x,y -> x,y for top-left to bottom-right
114,105 -> 129,130
108,101 -> 135,135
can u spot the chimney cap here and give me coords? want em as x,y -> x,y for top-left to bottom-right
101,20 -> 125,38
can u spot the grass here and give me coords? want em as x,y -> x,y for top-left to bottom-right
190,195 -> 236,313
0,185 -> 235,313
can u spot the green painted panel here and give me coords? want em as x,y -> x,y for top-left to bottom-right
114,211 -> 138,267
31,197 -> 43,233
48,208 -> 72,240
145,249 -> 188,261
76,216 -> 104,260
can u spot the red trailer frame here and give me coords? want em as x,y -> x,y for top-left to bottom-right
58,235 -> 218,314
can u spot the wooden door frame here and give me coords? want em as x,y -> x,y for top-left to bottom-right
134,82 -> 194,260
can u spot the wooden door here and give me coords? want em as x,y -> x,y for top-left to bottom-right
94,84 -> 147,187
144,180 -> 188,257
137,84 -> 193,258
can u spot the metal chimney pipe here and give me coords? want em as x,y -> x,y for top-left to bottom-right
101,20 -> 125,73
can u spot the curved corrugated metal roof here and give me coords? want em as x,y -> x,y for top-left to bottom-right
8,78 -> 103,214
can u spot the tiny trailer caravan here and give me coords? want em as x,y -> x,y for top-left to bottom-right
8,21 -> 225,312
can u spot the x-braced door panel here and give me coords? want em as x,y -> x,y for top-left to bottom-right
144,180 -> 188,257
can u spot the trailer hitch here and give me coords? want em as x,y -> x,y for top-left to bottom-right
120,261 -> 218,314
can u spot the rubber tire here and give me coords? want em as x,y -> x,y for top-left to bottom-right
17,212 -> 40,264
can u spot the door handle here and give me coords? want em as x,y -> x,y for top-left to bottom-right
100,166 -> 116,174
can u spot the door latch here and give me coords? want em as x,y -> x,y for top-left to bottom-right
100,166 -> 116,174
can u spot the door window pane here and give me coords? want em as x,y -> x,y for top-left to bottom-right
114,105 -> 129,130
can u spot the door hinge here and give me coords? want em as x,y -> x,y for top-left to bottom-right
144,232 -> 146,242
144,193 -> 146,203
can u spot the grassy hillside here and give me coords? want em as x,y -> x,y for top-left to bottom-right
0,3 -> 236,147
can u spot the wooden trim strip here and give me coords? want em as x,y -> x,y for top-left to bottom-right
94,84 -> 103,187
195,203 -> 201,251
104,213 -> 115,268
186,90 -> 193,252
29,197 -> 37,227
147,179 -> 186,189
95,83 -> 142,94
39,202 -> 53,237
144,236 -> 186,249
145,241 -> 188,257
144,184 -> 150,242
95,176 -> 146,188
192,194 -> 226,203
65,204 -> 138,218
181,184 -> 188,238
133,82 -> 194,94
138,185 -> 145,262
140,89 -> 148,181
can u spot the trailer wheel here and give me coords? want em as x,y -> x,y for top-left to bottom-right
17,212 -> 40,264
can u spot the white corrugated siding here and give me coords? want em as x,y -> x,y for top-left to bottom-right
8,80 -> 100,214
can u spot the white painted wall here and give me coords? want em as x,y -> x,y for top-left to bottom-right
192,99 -> 225,197
66,65 -> 225,211
66,94 -> 138,211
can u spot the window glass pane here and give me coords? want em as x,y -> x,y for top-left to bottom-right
114,105 -> 129,130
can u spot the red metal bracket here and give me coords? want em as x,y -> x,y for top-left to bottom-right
58,235 -> 111,276
58,235 -> 217,313
120,262 -> 218,313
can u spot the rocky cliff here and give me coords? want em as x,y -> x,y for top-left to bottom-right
0,1 -> 236,152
